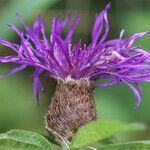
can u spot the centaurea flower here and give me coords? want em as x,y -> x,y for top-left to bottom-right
0,3 -> 150,140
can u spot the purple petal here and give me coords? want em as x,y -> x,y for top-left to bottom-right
0,56 -> 19,63
33,16 -> 45,34
121,78 -> 141,108
65,13 -> 80,44
127,31 -> 150,47
0,38 -> 19,52
91,3 -> 111,47
7,23 -> 22,36
16,12 -> 28,29
33,68 -> 44,106
0,65 -> 27,78
52,12 -> 71,37
97,78 -> 120,87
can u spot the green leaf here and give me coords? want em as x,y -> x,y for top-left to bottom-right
71,120 -> 146,148
99,141 -> 150,150
0,129 -> 53,150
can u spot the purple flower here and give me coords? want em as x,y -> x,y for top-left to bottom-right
0,3 -> 150,107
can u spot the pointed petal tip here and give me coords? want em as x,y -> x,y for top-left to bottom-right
134,101 -> 141,109
16,12 -> 20,16
15,12 -> 26,25
106,2 -> 111,10
119,29 -> 125,39
16,12 -> 20,17
36,97 -> 40,107
67,11 -> 72,18
7,23 -> 12,27
16,12 -> 23,21
77,12 -> 80,17
36,15 -> 43,21
74,12 -> 80,22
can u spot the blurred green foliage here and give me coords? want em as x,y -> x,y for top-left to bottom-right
0,121 -> 147,149
0,0 -> 150,145
71,120 -> 145,148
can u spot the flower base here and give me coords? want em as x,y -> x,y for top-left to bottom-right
45,78 -> 97,141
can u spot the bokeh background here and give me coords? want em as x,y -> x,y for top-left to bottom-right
0,0 -> 150,142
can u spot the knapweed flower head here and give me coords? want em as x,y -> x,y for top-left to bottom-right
0,3 -> 150,107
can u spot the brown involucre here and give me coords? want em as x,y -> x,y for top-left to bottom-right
45,78 -> 97,141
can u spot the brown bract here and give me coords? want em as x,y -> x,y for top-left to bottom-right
45,78 -> 97,141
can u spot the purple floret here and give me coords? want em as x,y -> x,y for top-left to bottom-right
0,3 -> 150,107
